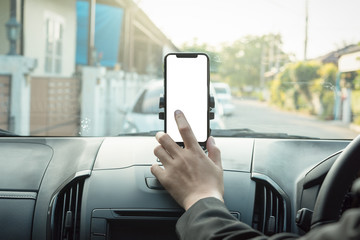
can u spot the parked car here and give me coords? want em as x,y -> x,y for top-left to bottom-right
122,80 -> 225,133
213,82 -> 235,116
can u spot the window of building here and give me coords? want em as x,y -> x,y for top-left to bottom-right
44,13 -> 64,74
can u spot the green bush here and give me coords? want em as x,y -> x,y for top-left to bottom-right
352,90 -> 360,125
320,91 -> 335,120
283,90 -> 295,110
270,78 -> 284,107
269,61 -> 339,118
354,116 -> 360,126
318,63 -> 337,87
354,71 -> 360,90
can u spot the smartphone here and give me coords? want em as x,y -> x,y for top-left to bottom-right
164,53 -> 210,147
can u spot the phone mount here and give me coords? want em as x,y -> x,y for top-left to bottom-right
158,95 -> 215,120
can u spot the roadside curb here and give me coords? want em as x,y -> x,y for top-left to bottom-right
350,124 -> 360,133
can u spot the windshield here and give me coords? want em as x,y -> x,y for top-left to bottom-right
0,0 -> 359,139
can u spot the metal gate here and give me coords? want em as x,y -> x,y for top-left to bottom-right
0,75 -> 10,131
30,77 -> 81,136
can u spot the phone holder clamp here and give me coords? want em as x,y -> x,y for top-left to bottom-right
158,95 -> 215,120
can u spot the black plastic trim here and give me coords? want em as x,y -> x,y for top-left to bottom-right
0,191 -> 37,200
251,173 -> 291,234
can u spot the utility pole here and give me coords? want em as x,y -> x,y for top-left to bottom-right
87,0 -> 96,66
304,0 -> 308,61
260,45 -> 266,89
275,36 -> 280,72
6,0 -> 21,55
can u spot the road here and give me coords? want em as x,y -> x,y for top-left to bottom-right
223,98 -> 359,139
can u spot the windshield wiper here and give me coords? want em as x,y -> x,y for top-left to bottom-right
210,129 -> 319,139
118,131 -> 158,136
118,129 -> 318,139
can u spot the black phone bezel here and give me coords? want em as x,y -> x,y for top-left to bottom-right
164,52 -> 210,147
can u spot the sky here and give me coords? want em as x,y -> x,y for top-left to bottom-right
137,0 -> 360,60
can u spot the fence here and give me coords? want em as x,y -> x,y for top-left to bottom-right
1,66 -> 150,136
79,67 -> 151,136
0,75 -> 10,131
30,77 -> 81,136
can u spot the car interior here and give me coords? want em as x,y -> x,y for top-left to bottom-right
1,0 -> 360,240
2,127 -> 360,239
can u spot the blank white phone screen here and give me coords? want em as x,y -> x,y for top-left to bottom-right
166,54 -> 208,143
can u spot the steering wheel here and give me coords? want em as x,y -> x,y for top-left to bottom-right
311,135 -> 360,228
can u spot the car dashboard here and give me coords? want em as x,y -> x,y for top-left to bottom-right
0,136 -> 351,240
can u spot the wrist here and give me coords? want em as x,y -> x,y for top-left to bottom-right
183,192 -> 224,211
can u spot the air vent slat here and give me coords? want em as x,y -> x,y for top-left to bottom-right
269,189 -> 273,217
60,193 -> 67,240
266,189 -> 275,234
252,181 -> 289,235
73,183 -> 80,240
275,197 -> 279,233
51,177 -> 85,240
281,198 -> 287,231
68,187 -> 73,211
262,186 -> 267,233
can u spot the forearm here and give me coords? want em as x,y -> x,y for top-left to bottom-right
176,197 -> 299,240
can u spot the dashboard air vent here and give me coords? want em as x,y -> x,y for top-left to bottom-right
252,181 -> 289,235
51,177 -> 85,240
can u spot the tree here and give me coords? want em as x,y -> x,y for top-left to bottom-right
217,34 -> 289,93
292,61 -> 320,107
270,61 -> 324,114
180,34 -> 290,95
180,39 -> 220,73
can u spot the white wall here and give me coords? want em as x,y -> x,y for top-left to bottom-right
0,56 -> 37,135
80,66 -> 107,136
339,51 -> 360,72
24,0 -> 77,77
80,66 -> 150,136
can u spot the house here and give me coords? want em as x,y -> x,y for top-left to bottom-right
316,44 -> 360,66
335,45 -> 360,124
0,0 -> 177,136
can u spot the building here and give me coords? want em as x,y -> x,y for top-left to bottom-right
0,0 -> 177,136
335,45 -> 360,124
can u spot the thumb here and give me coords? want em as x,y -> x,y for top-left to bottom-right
207,136 -> 222,168
151,163 -> 165,181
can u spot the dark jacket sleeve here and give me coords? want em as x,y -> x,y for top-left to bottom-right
176,197 -> 360,240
